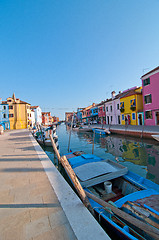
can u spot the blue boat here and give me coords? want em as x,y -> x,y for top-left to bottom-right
92,128 -> 110,135
65,152 -> 159,240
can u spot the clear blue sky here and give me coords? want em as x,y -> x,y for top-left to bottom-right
0,0 -> 159,120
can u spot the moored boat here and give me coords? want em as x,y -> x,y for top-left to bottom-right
65,152 -> 159,240
92,128 -> 110,135
152,135 -> 159,142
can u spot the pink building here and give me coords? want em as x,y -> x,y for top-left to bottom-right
141,66 -> 159,126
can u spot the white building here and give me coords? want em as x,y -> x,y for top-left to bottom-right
31,106 -> 42,125
105,91 -> 125,125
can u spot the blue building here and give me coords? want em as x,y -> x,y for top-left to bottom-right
0,100 -> 10,130
90,106 -> 98,123
77,108 -> 84,123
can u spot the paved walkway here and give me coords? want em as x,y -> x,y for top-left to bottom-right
0,130 -> 109,240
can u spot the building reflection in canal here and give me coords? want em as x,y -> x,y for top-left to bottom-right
76,131 -> 159,185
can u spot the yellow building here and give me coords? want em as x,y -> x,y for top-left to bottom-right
7,93 -> 31,129
120,87 -> 143,125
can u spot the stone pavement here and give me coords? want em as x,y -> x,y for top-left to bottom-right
0,130 -> 109,240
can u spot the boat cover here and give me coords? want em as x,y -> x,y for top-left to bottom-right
74,159 -> 128,187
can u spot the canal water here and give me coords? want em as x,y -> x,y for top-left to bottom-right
43,123 -> 159,185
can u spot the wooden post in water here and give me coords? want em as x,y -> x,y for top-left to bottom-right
68,114 -> 74,152
49,134 -> 94,214
39,125 -> 45,146
85,191 -> 159,240
92,130 -> 95,154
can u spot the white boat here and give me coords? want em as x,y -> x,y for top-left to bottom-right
152,135 -> 159,142
37,138 -> 52,147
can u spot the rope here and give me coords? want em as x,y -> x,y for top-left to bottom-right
93,206 -> 113,222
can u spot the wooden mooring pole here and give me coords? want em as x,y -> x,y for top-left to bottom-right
68,114 -> 74,152
49,134 -> 94,214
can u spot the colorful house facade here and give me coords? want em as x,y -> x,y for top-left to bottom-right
65,112 -> 74,122
82,104 -> 95,123
0,99 -> 10,130
77,108 -> 84,123
141,66 -> 159,126
120,87 -> 143,125
105,91 -> 123,125
6,94 -> 30,129
31,106 -> 42,125
90,105 -> 98,123
42,112 -> 52,125
97,101 -> 106,124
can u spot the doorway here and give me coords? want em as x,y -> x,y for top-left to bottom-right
138,114 -> 143,125
156,112 -> 159,125
107,116 -> 109,125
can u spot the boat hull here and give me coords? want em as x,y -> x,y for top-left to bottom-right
37,139 -> 52,147
152,135 -> 159,142
64,152 -> 159,240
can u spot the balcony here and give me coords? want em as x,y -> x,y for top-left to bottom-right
120,108 -> 125,113
130,106 -> 136,111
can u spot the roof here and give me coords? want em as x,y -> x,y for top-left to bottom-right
31,106 -> 39,109
141,66 -> 159,78
1,101 -> 7,104
19,100 -> 30,105
42,112 -> 51,115
120,87 -> 142,99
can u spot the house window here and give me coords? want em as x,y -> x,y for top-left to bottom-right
110,106 -> 112,112
132,113 -> 136,120
143,78 -> 150,86
9,105 -> 13,109
117,104 -> 119,110
3,114 -> 6,118
111,116 -> 113,122
120,102 -> 124,109
9,114 -> 14,118
130,99 -> 136,107
106,107 -> 108,112
144,94 -> 152,104
122,114 -> 124,120
145,110 -> 152,119
103,107 -> 105,112
3,106 -> 6,110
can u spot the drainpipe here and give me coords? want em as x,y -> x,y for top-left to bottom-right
135,94 -> 137,125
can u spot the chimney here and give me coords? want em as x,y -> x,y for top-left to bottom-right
111,91 -> 116,99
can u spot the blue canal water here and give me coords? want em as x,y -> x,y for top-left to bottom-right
43,124 -> 159,185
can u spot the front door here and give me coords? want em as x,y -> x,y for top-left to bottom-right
107,116 -> 109,124
138,114 -> 143,125
156,112 -> 159,125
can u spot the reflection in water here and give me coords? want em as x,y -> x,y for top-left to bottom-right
44,124 -> 159,185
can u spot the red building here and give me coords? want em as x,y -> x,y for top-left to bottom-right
97,101 -> 106,124
65,112 -> 74,122
42,112 -> 51,125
